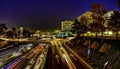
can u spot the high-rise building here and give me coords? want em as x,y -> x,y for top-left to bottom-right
61,20 -> 75,31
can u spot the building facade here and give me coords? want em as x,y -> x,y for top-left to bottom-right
61,20 -> 75,31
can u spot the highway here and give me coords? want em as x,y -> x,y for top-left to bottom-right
33,44 -> 49,69
46,38 -> 92,69
0,43 -> 34,68
0,38 -> 92,69
9,43 -> 49,69
46,39 -> 69,69
0,41 -> 49,69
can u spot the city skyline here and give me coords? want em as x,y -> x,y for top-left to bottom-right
0,0 -> 119,31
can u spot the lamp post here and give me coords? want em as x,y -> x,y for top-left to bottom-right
87,31 -> 91,59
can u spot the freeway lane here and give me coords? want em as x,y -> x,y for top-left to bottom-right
13,43 -> 48,69
33,44 -> 49,69
0,38 -> 92,69
55,40 -> 76,69
0,43 -> 34,68
0,42 -> 49,69
46,38 -> 92,69
46,39 -> 69,69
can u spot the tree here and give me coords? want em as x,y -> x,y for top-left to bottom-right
76,16 -> 88,37
6,30 -> 14,38
90,3 -> 106,15
12,27 -> 17,38
89,22 -> 99,38
23,29 -> 30,37
71,20 -> 77,34
117,0 -> 120,8
77,11 -> 105,38
106,10 -> 120,40
76,3 -> 106,40
90,3 -> 106,40
0,24 -> 8,35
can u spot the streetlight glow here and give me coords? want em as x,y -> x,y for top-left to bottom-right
108,31 -> 113,35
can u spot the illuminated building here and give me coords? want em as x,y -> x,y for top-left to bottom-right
61,20 -> 75,31
33,30 -> 41,38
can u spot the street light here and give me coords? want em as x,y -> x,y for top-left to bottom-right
103,61 -> 108,69
108,31 -> 113,35
87,31 -> 91,59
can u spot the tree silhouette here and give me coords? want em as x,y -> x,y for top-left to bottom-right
90,3 -> 106,40
90,3 -> 106,15
71,20 -> 78,34
117,0 -> 120,8
6,30 -> 14,38
12,27 -> 17,38
107,10 -> 120,40
76,16 -> 88,37
0,24 -> 8,35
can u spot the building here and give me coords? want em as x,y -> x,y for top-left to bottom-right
61,20 -> 75,31
33,30 -> 41,38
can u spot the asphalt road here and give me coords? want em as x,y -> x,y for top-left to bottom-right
46,38 -> 92,69
0,38 -> 92,69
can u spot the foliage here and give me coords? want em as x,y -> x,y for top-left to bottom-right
106,10 -> 120,31
77,11 -> 105,32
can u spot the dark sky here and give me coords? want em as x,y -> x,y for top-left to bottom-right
0,0 -> 119,31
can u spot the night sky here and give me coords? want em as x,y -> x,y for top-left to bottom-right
0,0 -> 119,31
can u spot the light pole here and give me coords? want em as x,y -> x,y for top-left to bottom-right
87,31 -> 91,59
